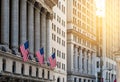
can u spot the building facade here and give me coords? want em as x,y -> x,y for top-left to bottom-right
67,0 -> 97,82
51,0 -> 67,82
96,0 -> 120,82
0,0 -> 58,82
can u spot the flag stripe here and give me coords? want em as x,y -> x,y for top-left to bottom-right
20,41 -> 29,62
36,48 -> 44,64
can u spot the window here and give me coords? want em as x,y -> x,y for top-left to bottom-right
48,71 -> 50,79
2,59 -> 6,71
79,78 -> 81,82
36,68 -> 39,77
84,79 -> 86,82
74,78 -> 76,82
29,66 -> 32,76
12,61 -> 16,73
42,69 -> 44,78
97,61 -> 99,68
54,13 -> 56,19
21,64 -> 24,75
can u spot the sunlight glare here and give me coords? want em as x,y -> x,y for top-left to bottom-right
95,0 -> 105,17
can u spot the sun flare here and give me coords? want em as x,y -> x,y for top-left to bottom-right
95,0 -> 105,16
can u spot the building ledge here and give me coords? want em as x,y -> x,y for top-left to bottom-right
0,50 -> 54,70
0,72 -> 53,81
44,0 -> 58,8
67,71 -> 96,79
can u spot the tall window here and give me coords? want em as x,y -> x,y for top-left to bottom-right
36,68 -> 39,77
74,78 -> 76,82
12,61 -> 16,73
29,66 -> 32,76
57,77 -> 60,82
79,78 -> 81,82
2,59 -> 6,71
42,69 -> 44,78
21,64 -> 24,75
48,71 -> 50,79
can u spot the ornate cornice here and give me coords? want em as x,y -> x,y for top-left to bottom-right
44,0 -> 58,8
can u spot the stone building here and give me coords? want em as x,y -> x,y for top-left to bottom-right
0,0 -> 58,82
51,0 -> 67,82
95,0 -> 120,82
67,0 -> 97,82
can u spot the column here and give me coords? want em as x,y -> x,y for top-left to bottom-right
92,52 -> 96,75
46,12 -> 52,59
40,8 -> 47,61
88,52 -> 91,74
11,0 -> 19,55
75,47 -> 78,71
34,3 -> 41,52
0,0 -> 10,51
20,0 -> 27,44
84,50 -> 87,74
28,1 -> 34,58
79,49 -> 82,73
89,52 -> 92,74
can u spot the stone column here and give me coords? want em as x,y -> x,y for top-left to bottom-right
0,0 -> 10,51
40,8 -> 47,61
92,52 -> 96,75
34,3 -> 41,52
20,0 -> 27,44
46,13 -> 52,60
11,0 -> 19,55
88,52 -> 91,74
84,50 -> 87,74
89,52 -> 92,74
75,47 -> 78,72
28,1 -> 34,58
79,49 -> 82,73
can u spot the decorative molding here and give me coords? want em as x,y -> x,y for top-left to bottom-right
44,0 -> 58,8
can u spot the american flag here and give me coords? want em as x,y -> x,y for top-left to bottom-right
20,41 -> 29,61
48,53 -> 56,68
36,48 -> 44,64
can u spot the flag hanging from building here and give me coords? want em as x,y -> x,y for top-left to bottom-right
20,41 -> 29,62
48,53 -> 56,68
36,48 -> 44,64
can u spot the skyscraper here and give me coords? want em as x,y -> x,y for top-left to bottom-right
96,0 -> 120,82
51,0 -> 67,82
67,0 -> 97,82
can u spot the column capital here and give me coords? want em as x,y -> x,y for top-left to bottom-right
41,7 -> 48,15
34,2 -> 42,11
27,0 -> 35,5
46,12 -> 53,20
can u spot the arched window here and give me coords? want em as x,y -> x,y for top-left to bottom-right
42,69 -> 44,78
12,61 -> 16,73
36,68 -> 39,77
21,64 -> 24,75
29,66 -> 32,76
2,59 -> 6,71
